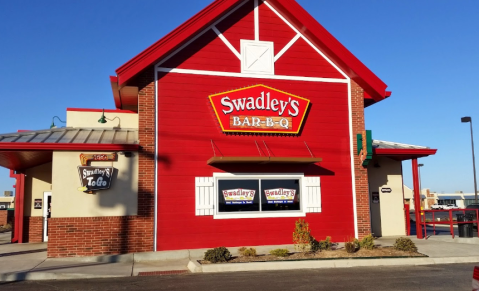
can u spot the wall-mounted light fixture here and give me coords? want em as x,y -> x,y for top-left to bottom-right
98,109 -> 121,128
50,116 -> 66,129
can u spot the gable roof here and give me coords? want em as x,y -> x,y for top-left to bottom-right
115,0 -> 390,104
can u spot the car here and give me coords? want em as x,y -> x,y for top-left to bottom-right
441,205 -> 451,210
447,204 -> 459,209
431,204 -> 443,210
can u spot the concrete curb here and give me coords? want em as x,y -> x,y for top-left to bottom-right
188,256 -> 479,273
3,255 -> 479,281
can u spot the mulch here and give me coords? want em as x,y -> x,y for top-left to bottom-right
199,247 -> 426,264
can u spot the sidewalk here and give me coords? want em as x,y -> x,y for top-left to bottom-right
1,232 -> 479,281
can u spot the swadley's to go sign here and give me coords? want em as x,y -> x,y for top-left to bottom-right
209,84 -> 310,134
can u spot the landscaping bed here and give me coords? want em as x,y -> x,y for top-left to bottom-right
199,247 -> 426,264
200,219 -> 424,265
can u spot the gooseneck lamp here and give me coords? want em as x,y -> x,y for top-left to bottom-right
98,109 -> 107,124
98,109 -> 121,127
50,116 -> 66,129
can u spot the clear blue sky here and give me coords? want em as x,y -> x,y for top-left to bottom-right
0,0 -> 478,194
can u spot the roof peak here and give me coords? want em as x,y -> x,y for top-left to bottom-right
114,0 -> 389,105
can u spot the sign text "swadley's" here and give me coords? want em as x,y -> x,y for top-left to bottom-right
209,84 -> 310,134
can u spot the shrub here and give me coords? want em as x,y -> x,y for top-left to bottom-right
359,234 -> 375,250
344,236 -> 357,253
238,247 -> 256,257
292,219 -> 312,252
204,247 -> 232,263
394,237 -> 418,253
345,241 -> 356,253
270,249 -> 289,257
310,238 -> 320,252
353,238 -> 360,250
311,236 -> 332,252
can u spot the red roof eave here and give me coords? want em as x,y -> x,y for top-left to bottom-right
115,0 -> 389,102
0,143 -> 141,151
374,148 -> 437,160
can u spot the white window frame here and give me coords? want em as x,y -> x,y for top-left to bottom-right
213,172 -> 306,219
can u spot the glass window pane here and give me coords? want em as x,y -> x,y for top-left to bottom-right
261,179 -> 300,211
218,180 -> 260,213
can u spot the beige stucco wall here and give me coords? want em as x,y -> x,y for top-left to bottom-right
368,157 -> 406,237
24,162 -> 52,217
51,151 -> 138,218
66,110 -> 138,129
403,186 -> 429,210
0,197 -> 14,209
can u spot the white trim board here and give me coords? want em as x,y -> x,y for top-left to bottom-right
153,67 -> 159,252
254,0 -> 260,41
156,67 -> 348,83
347,79 -> 359,239
212,26 -> 241,60
274,34 -> 300,62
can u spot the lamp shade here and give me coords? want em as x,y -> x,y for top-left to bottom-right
98,109 -> 107,124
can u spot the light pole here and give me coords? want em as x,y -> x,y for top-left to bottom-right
418,163 -> 424,209
461,116 -> 478,203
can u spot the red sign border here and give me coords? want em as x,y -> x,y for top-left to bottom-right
209,84 -> 310,134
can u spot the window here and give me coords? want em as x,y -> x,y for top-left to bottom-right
195,174 -> 320,218
218,179 -> 260,213
438,199 -> 456,205
215,174 -> 304,218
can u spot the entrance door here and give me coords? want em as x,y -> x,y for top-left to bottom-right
370,191 -> 382,237
43,192 -> 51,242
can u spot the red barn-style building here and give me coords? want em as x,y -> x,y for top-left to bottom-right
0,0 -> 437,257
116,0 -> 387,251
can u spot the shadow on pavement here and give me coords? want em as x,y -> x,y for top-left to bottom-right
0,249 -> 47,257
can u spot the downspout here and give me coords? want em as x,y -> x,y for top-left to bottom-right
10,170 -> 25,243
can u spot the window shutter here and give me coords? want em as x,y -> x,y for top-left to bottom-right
304,177 -> 321,213
195,177 -> 214,216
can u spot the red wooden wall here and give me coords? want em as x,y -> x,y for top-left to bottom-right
155,0 -> 356,250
